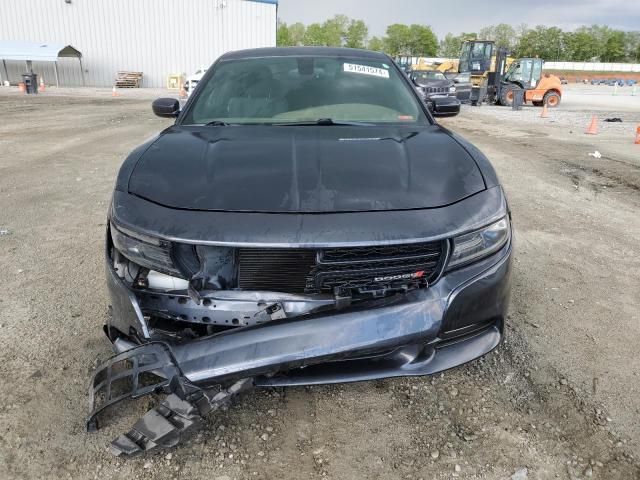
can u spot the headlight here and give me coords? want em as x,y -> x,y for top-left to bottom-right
110,222 -> 182,277
447,218 -> 510,269
449,86 -> 456,93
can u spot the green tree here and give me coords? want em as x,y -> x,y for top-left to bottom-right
515,25 -> 565,60
283,18 -> 640,63
478,25 -> 493,41
515,23 -> 529,38
439,33 -> 460,57
288,22 -> 306,46
367,36 -> 385,52
384,24 -> 412,56
303,23 -> 326,46
579,25 -> 615,60
276,21 -> 292,46
407,24 -> 438,56
493,23 -> 517,51
603,30 -> 626,62
479,23 -> 517,51
563,29 -> 600,61
439,32 -> 476,57
345,19 -> 368,48
322,14 -> 349,46
625,32 -> 640,62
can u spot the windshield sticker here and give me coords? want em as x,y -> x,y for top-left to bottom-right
343,63 -> 390,78
398,115 -> 414,121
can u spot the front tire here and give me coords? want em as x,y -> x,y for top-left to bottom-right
499,85 -> 516,106
543,91 -> 561,107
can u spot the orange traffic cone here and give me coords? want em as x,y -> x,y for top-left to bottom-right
635,125 -> 640,145
586,115 -> 598,135
540,102 -> 549,118
179,82 -> 187,99
18,82 -> 26,93
111,85 -> 120,97
39,77 -> 46,92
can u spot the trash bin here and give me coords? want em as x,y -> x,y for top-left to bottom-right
511,88 -> 524,110
22,73 -> 38,94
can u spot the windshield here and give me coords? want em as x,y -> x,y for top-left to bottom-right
459,41 -> 493,73
412,71 -> 446,82
183,56 -> 427,125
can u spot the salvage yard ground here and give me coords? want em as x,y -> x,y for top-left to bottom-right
0,85 -> 639,479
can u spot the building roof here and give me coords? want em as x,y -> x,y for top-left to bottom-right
0,41 -> 82,62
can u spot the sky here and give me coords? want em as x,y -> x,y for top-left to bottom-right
276,0 -> 640,37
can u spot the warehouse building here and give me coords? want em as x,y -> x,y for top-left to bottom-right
0,0 -> 277,88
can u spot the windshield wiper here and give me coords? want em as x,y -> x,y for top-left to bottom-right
204,120 -> 232,126
272,118 -> 375,127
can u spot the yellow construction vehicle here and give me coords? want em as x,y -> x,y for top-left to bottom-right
458,40 -> 562,107
395,56 -> 458,74
433,59 -> 459,73
458,40 -> 514,104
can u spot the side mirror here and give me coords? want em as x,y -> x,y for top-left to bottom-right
152,98 -> 180,118
428,96 -> 461,118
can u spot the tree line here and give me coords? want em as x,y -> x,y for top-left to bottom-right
277,16 -> 640,63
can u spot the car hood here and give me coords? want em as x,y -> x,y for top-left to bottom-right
414,79 -> 451,88
127,125 -> 485,213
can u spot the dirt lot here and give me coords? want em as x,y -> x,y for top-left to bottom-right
1,87 -> 639,480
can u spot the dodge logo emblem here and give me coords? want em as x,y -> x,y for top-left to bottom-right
374,271 -> 425,282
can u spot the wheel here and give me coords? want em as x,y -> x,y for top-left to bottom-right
499,85 -> 516,106
543,91 -> 561,107
532,101 -> 543,107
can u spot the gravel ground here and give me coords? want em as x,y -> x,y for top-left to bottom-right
0,89 -> 639,480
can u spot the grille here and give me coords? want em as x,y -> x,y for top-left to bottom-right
237,249 -> 317,294
425,86 -> 448,94
237,241 -> 445,295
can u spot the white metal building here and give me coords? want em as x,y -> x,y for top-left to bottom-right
0,0 -> 277,87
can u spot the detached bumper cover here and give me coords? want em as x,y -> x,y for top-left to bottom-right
110,281 -> 503,387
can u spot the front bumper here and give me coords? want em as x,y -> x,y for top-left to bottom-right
94,229 -> 511,456
105,240 -> 512,387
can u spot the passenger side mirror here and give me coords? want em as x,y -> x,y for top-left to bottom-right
427,96 -> 461,118
152,98 -> 180,118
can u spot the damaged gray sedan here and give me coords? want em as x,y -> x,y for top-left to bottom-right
90,47 -> 512,455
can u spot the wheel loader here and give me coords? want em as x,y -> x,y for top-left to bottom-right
458,40 -> 562,107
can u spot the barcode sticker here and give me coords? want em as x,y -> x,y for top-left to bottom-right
343,63 -> 389,78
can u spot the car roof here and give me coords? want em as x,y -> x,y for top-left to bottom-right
220,46 -> 389,61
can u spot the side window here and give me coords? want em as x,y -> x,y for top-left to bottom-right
520,60 -> 533,85
484,43 -> 493,60
531,60 -> 543,86
508,62 -> 522,82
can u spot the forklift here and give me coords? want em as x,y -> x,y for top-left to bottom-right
497,57 -> 562,107
458,40 -> 562,107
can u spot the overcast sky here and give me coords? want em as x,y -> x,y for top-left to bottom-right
277,0 -> 640,37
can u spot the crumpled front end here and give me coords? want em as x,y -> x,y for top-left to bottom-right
91,186 -> 512,455
103,230 -> 511,387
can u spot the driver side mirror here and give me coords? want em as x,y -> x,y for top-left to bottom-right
152,98 -> 180,118
427,96 -> 461,118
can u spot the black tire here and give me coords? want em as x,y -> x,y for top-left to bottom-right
499,85 -> 516,106
543,91 -> 561,107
